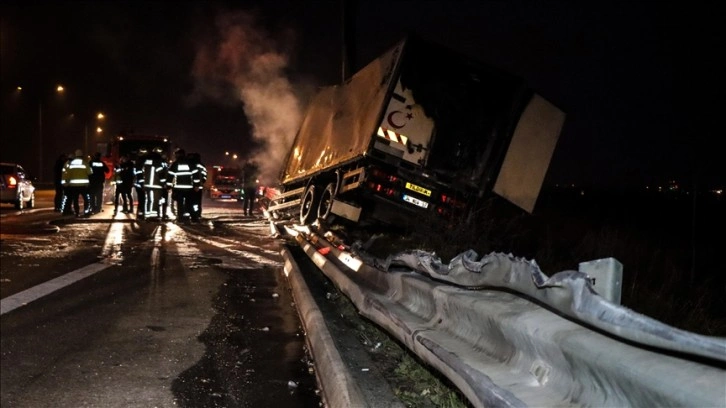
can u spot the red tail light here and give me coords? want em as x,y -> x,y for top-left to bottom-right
8,176 -> 18,187
440,193 -> 466,209
370,168 -> 386,178
370,168 -> 398,183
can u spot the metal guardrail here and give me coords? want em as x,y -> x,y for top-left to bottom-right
283,223 -> 726,407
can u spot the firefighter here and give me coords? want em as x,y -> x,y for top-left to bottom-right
167,148 -> 197,222
159,152 -> 172,220
187,152 -> 207,220
88,152 -> 109,214
113,155 -> 135,215
241,162 -> 259,216
61,149 -> 92,217
141,146 -> 168,220
53,153 -> 69,212
133,147 -> 148,219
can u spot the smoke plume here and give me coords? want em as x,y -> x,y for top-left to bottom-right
190,10 -> 302,185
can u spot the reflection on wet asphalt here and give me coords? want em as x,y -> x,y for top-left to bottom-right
171,265 -> 320,407
2,207 -> 322,407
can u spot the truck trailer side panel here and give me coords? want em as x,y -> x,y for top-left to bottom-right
281,42 -> 403,184
274,35 -> 565,225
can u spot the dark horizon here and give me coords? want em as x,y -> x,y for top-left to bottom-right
1,1 -> 724,191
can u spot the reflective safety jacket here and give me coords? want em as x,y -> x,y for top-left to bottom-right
134,154 -> 146,189
61,157 -> 92,187
89,158 -> 108,186
114,160 -> 135,188
142,153 -> 168,189
187,154 -> 208,187
195,162 -> 207,186
167,159 -> 198,190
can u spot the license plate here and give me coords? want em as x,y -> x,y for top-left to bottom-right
405,182 -> 431,197
221,195 -> 231,199
402,194 -> 429,209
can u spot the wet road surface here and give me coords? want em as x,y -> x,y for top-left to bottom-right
1,198 -> 320,407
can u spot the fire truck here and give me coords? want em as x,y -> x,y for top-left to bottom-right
105,133 -> 173,167
100,133 -> 173,203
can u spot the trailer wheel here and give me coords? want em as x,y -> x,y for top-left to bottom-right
300,185 -> 318,225
317,183 -> 336,221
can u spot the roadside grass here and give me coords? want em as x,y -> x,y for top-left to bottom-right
331,286 -> 471,408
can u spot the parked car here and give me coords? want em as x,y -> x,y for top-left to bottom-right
0,163 -> 35,209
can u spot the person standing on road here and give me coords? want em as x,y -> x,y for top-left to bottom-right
133,147 -> 148,219
113,155 -> 135,215
187,152 -> 207,220
53,153 -> 69,212
241,162 -> 258,216
88,152 -> 108,214
159,152 -> 172,220
167,148 -> 197,222
61,149 -> 92,217
141,147 -> 168,221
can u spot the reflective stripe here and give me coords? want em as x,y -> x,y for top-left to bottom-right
377,126 -> 409,145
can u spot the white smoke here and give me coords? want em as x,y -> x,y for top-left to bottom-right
190,10 -> 302,185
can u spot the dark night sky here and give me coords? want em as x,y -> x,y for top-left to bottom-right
1,1 -> 723,191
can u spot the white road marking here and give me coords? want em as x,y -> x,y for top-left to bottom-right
1,262 -> 110,315
1,216 -> 273,315
2,219 -> 132,315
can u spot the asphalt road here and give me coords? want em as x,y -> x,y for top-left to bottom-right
1,191 -> 320,407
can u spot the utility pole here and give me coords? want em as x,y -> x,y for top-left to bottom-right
38,103 -> 43,181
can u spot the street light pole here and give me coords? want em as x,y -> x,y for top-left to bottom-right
85,113 -> 105,155
38,102 -> 43,181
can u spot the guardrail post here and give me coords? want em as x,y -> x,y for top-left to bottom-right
578,257 -> 623,304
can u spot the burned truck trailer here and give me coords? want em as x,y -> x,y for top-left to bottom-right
269,35 -> 565,226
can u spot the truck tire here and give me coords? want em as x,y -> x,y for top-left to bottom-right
300,185 -> 318,225
317,183 -> 336,221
